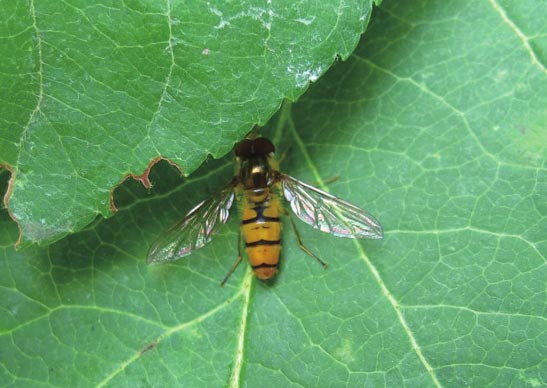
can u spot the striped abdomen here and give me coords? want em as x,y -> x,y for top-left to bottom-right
241,194 -> 282,279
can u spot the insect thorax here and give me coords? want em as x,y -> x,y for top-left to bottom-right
244,187 -> 272,204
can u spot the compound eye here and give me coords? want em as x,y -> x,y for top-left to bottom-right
252,138 -> 275,155
234,139 -> 253,157
234,138 -> 275,157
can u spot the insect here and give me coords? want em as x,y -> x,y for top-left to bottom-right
148,135 -> 383,285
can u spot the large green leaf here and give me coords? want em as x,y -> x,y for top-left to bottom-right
1,0 -> 546,387
0,0 -> 373,246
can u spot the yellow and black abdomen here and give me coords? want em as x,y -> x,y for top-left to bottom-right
241,195 -> 282,279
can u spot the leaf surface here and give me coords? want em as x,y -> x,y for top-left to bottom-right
0,0 -> 373,245
1,0 -> 546,387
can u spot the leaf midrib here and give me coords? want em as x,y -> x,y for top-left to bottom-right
286,103 -> 442,386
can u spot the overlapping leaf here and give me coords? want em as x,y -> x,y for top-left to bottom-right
0,0 -> 373,246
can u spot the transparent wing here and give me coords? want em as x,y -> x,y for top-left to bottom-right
147,182 -> 236,264
281,174 -> 383,239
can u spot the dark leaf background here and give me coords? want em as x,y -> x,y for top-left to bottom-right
1,0 -> 546,387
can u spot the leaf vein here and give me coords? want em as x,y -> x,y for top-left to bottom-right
287,110 -> 443,388
20,0 -> 45,154
404,304 -> 547,322
96,287 -> 246,387
229,268 -> 253,388
488,0 -> 547,76
146,0 -> 176,156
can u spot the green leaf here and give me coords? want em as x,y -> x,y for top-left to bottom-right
0,0 -> 373,246
1,1 -> 546,387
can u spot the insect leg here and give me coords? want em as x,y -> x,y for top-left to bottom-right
220,228 -> 243,286
313,175 -> 340,186
284,210 -> 328,269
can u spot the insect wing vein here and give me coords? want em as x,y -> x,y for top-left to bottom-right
147,184 -> 236,264
280,174 -> 383,239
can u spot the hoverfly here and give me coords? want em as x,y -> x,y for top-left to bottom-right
148,136 -> 383,285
